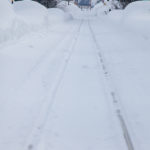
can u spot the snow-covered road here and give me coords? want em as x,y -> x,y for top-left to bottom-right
35,19 -> 127,150
1,8 -> 150,150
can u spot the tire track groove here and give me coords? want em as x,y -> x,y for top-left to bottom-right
23,20 -> 83,150
88,19 -> 135,150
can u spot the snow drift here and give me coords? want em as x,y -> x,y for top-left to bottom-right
14,0 -> 48,27
0,0 -> 15,30
47,8 -> 72,25
0,0 -> 18,43
92,0 -> 122,17
0,0 -> 71,44
0,0 -> 48,43
105,1 -> 150,38
107,10 -> 123,22
57,1 -> 81,19
122,1 -> 150,37
92,2 -> 108,16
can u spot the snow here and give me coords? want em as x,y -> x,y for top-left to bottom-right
14,0 -> 48,26
108,10 -> 123,22
92,2 -> 109,16
92,0 -> 122,16
122,1 -> 150,37
107,1 -> 150,38
89,1 -> 150,149
0,0 -> 18,43
35,20 -> 127,150
1,1 -> 150,150
58,1 -> 81,19
0,0 -> 15,29
0,0 -> 70,44
47,8 -> 72,25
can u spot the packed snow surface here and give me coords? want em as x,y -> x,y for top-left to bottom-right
0,1 -> 150,150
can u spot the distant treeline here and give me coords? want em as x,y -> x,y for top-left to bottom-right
14,0 -> 137,9
118,0 -> 138,8
14,0 -> 57,8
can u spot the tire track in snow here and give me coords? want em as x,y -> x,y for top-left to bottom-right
16,24 -> 79,91
0,24 -> 80,116
88,19 -> 135,150
23,20 -> 83,150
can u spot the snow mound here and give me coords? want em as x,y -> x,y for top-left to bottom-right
92,1 -> 115,17
92,0 -> 122,17
92,2 -> 107,16
0,0 -> 72,44
57,1 -> 81,19
0,0 -> 15,30
57,1 -> 69,10
0,0 -> 49,44
0,0 -> 19,43
47,8 -> 72,24
122,1 -> 150,37
14,0 -> 48,26
108,10 -> 123,22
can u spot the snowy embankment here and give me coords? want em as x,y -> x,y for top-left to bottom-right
107,1 -> 150,38
92,1 -> 150,38
57,1 -> 81,19
92,0 -> 122,16
0,0 -> 72,44
122,1 -> 150,38
0,0 -> 18,43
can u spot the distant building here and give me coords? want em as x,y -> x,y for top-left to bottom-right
74,0 -> 91,8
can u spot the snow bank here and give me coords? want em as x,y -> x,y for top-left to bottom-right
92,0 -> 122,17
0,0 -> 18,43
108,10 -> 123,22
14,0 -> 48,27
47,8 -> 72,24
122,1 -> 150,37
0,0 -> 70,44
92,2 -> 107,16
102,1 -> 150,38
0,0 -> 48,44
0,0 -> 15,30
57,1 -> 81,19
